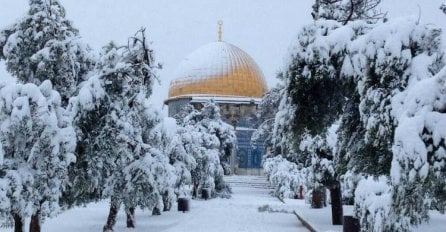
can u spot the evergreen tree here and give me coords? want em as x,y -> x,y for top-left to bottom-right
176,105 -> 211,199
65,28 -> 165,231
252,85 -> 282,157
179,101 -> 236,199
152,118 -> 197,210
0,0 -> 94,106
271,85 -> 296,159
201,100 -> 236,175
388,52 -> 445,231
0,81 -> 75,232
345,18 -> 444,231
273,19 -> 370,224
65,46 -> 116,207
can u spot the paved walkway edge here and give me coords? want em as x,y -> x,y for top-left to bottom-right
293,209 -> 319,232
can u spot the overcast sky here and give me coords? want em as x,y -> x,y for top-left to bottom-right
0,0 -> 445,113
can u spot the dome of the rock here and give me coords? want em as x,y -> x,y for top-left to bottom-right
166,41 -> 267,101
165,34 -> 267,175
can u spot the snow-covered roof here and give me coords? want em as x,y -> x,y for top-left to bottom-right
167,41 -> 267,100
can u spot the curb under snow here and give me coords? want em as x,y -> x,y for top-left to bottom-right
293,209 -> 319,232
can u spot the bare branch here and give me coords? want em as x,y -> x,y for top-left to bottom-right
313,0 -> 385,24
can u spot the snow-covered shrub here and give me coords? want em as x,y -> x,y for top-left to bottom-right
263,156 -> 306,199
340,171 -> 364,204
354,176 -> 392,232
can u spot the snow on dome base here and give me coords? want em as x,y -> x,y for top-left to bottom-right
167,41 -> 267,100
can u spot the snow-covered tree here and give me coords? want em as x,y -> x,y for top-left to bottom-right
202,100 -> 236,175
335,88 -> 366,197
176,106 -> 211,199
352,18 -> 443,176
179,101 -> 235,199
252,85 -> 282,157
345,18 -> 445,231
0,81 -> 76,232
441,2 -> 446,14
151,118 -> 196,211
271,86 -> 296,158
388,65 -> 446,231
272,18 -> 370,224
0,0 -> 94,105
65,53 -> 113,207
65,29 -> 166,231
271,2 -> 443,229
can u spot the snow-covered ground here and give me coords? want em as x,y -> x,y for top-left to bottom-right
0,176 -> 307,232
292,199 -> 446,232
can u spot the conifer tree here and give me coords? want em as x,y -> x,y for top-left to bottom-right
343,18 -> 445,231
0,81 -> 75,232
152,118 -> 197,210
252,85 -> 282,156
65,28 -> 165,231
179,101 -> 235,199
0,0 -> 94,106
273,19 -> 370,224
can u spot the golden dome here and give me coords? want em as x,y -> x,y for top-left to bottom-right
167,41 -> 267,101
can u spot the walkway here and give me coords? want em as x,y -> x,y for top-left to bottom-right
158,175 -> 308,232
3,176 -> 308,232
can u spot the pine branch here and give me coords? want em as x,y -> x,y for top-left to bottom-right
441,3 -> 446,14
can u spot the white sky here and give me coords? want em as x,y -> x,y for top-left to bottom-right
0,0 -> 445,113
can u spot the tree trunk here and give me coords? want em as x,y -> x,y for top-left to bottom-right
162,192 -> 171,211
330,183 -> 343,225
152,207 -> 161,216
311,187 -> 325,209
29,210 -> 41,232
103,198 -> 120,232
125,207 -> 135,228
192,182 -> 198,199
13,213 -> 24,232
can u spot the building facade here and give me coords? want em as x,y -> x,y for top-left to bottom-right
165,35 -> 267,175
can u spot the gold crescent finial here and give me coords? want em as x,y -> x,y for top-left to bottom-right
218,20 -> 223,42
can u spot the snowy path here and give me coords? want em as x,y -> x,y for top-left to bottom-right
158,176 -> 307,232
1,176 -> 307,232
